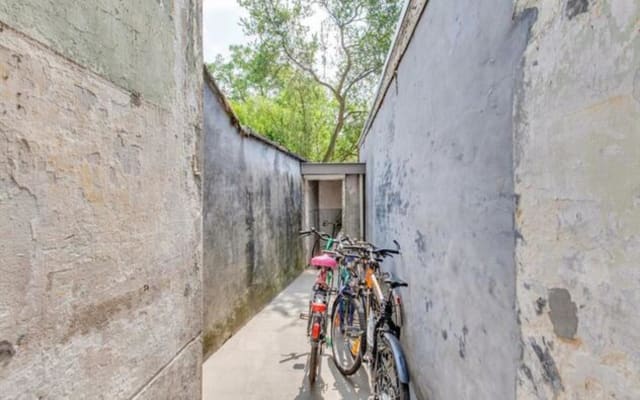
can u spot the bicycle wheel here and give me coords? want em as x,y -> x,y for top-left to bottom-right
374,335 -> 410,400
308,341 -> 319,385
330,293 -> 365,376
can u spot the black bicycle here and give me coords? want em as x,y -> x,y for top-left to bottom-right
330,247 -> 367,376
332,241 -> 410,400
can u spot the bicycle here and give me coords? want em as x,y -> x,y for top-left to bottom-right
308,219 -> 341,261
329,245 -> 367,376
298,228 -> 341,385
332,240 -> 410,400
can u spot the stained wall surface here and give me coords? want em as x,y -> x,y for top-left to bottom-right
202,73 -> 304,357
0,0 -> 203,398
514,1 -> 640,399
360,0 -> 640,399
360,0 -> 537,398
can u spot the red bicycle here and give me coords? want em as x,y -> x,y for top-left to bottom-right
298,228 -> 341,384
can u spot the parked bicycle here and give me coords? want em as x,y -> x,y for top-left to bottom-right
298,228 -> 342,385
331,240 -> 410,400
307,219 -> 341,261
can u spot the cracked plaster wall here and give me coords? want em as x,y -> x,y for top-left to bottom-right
0,0 -> 203,398
514,1 -> 640,399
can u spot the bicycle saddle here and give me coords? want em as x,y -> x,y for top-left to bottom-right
310,254 -> 338,269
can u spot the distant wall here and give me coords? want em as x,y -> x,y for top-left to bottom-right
342,174 -> 362,238
202,72 -> 304,357
0,0 -> 203,398
318,180 -> 343,229
319,180 -> 342,210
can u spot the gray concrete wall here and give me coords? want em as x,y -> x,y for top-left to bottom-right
361,0 -> 640,399
359,0 -> 536,398
303,180 -> 320,260
318,180 -> 343,231
514,1 -> 640,399
203,73 -> 304,357
342,174 -> 362,239
0,0 -> 203,398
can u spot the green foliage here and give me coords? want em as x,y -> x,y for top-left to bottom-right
208,0 -> 402,161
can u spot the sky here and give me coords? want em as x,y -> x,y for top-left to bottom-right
202,0 -> 249,63
202,0 -> 327,64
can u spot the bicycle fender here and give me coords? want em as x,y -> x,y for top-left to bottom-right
383,332 -> 410,384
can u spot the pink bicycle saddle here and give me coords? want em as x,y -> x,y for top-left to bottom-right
310,254 -> 338,269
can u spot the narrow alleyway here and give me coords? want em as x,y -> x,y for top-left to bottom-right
202,270 -> 371,400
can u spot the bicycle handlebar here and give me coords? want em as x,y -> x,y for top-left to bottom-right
299,227 -> 332,241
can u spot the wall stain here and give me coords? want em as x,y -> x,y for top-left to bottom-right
548,288 -> 578,339
458,325 -> 468,359
530,338 -> 564,394
566,0 -> 589,20
535,297 -> 546,315
0,340 -> 15,366
520,363 -> 538,392
130,91 -> 142,107
414,230 -> 426,253
62,285 -> 155,343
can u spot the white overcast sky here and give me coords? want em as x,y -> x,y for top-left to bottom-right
202,0 -> 328,63
203,0 -> 249,62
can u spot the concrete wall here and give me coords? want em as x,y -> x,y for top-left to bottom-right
318,180 -> 343,231
319,180 -> 343,210
0,0 -> 203,399
514,2 -> 640,399
360,1 -> 537,399
202,73 -> 304,357
342,174 -> 362,238
360,0 -> 640,399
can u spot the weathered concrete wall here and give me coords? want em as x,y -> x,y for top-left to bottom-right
359,0 -> 536,398
203,73 -> 304,357
0,0 -> 188,107
303,180 -> 320,260
342,174 -> 362,238
0,0 -> 203,398
514,1 -> 640,399
319,180 -> 342,210
361,0 -> 640,399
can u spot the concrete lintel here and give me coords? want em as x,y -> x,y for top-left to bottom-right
303,174 -> 345,181
301,163 -> 365,176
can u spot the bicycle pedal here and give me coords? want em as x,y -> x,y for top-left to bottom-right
299,312 -> 309,320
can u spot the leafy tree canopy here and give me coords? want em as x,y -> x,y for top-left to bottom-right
208,0 -> 402,161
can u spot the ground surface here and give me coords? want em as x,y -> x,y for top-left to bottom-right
202,269 -> 372,400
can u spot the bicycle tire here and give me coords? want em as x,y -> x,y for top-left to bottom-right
330,294 -> 365,376
374,334 -> 410,400
309,341 -> 319,385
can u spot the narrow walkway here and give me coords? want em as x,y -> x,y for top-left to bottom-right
202,270 -> 371,400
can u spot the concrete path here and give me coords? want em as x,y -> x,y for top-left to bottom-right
202,269 -> 372,400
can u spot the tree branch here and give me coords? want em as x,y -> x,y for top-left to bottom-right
342,68 -> 375,96
281,43 -> 338,97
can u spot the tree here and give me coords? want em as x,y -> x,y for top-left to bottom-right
209,47 -> 337,160
208,0 -> 401,161
238,0 -> 401,161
